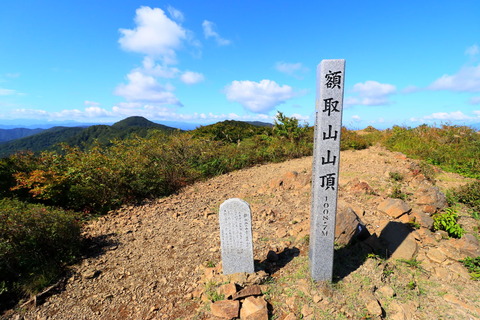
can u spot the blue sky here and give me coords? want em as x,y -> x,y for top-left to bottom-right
1,1 -> 479,129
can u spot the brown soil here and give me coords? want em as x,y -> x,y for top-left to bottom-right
5,145 -> 480,320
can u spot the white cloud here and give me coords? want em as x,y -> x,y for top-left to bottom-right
469,96 -> 480,105
118,6 -> 186,64
84,100 -> 100,107
8,107 -> 112,120
0,88 -> 16,96
275,62 -> 308,78
473,110 -> 480,116
424,111 -> 471,121
180,71 -> 205,85
167,6 -> 184,22
224,79 -> 299,113
346,80 -> 396,106
465,44 -> 479,56
202,20 -> 231,46
114,70 -> 181,105
140,56 -> 180,78
428,64 -> 480,92
352,115 -> 361,122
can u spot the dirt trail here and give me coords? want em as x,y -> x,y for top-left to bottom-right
8,145 -> 480,320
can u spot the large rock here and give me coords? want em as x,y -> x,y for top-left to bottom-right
378,198 -> 411,219
379,222 -> 418,260
211,300 -> 240,319
346,178 -> 377,195
411,211 -> 434,229
240,296 -> 268,320
335,201 -> 368,246
415,185 -> 447,211
232,285 -> 262,300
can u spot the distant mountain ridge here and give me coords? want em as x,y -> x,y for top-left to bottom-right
0,116 -> 179,158
0,128 -> 45,142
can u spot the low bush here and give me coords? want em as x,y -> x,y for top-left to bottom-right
459,256 -> 480,280
432,207 -> 465,238
383,125 -> 480,179
0,198 -> 81,305
453,181 -> 480,212
340,127 -> 371,150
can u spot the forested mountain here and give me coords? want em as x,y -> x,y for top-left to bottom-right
0,128 -> 45,142
192,120 -> 270,142
0,117 -> 179,158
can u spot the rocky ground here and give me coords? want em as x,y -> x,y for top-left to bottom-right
4,145 -> 480,319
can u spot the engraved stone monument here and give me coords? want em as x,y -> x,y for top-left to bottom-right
219,198 -> 254,274
310,59 -> 345,281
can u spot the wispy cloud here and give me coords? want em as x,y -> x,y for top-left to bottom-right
224,79 -> 300,113
167,5 -> 184,22
202,20 -> 231,46
465,44 -> 479,57
410,110 -> 480,123
275,62 -> 308,78
0,88 -> 17,96
180,71 -> 205,85
470,96 -> 480,105
346,80 -> 396,106
428,64 -> 480,92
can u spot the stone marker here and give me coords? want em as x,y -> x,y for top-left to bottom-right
310,59 -> 345,281
219,198 -> 254,274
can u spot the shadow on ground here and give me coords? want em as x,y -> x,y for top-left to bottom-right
332,221 -> 414,282
255,247 -> 301,274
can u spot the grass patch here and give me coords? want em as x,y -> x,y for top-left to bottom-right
459,256 -> 480,280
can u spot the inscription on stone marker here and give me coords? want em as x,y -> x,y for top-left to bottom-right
310,59 -> 345,281
219,198 -> 254,275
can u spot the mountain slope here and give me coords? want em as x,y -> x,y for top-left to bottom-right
0,128 -> 45,142
0,126 -> 85,157
0,117 -> 179,157
10,146 -> 479,319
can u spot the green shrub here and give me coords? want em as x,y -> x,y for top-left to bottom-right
459,256 -> 480,280
454,181 -> 480,212
340,127 -> 371,150
0,198 -> 81,302
432,207 -> 465,238
389,172 -> 404,181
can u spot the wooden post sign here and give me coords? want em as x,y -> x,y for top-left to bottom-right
309,59 -> 345,282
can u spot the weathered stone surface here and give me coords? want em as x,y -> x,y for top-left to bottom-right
211,300 -> 240,319
346,178 -> 377,195
376,286 -> 395,298
411,211 -> 434,229
415,186 -> 447,210
426,247 -> 447,264
310,59 -> 345,282
219,198 -> 254,274
240,296 -> 268,319
378,198 -> 411,219
366,299 -> 382,316
232,285 -> 262,300
218,283 -> 237,299
391,234 -> 418,260
283,314 -> 297,320
449,234 -> 480,257
389,302 -> 407,320
301,304 -> 314,317
334,201 -> 366,245
379,222 -> 418,259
